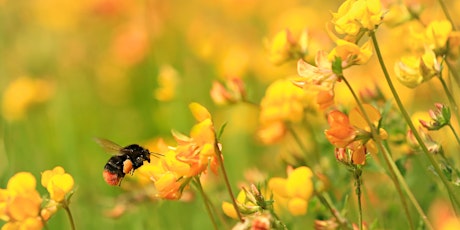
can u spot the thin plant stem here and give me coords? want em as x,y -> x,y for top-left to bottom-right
214,139 -> 243,222
342,77 -> 416,230
354,168 -> 363,230
199,179 -> 230,230
315,191 -> 353,230
63,204 -> 76,230
445,61 -> 460,87
288,125 -> 314,167
448,124 -> 460,145
438,76 -> 460,123
193,177 -> 219,230
370,31 -> 460,208
437,0 -> 458,31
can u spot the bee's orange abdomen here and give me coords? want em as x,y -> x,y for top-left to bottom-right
103,170 -> 121,186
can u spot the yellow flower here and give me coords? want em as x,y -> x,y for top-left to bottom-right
137,147 -> 190,200
269,166 -> 314,216
258,79 -> 313,144
265,29 -> 295,65
425,20 -> 452,51
41,166 -> 74,202
173,103 -> 220,177
2,77 -> 55,122
0,172 -> 43,229
328,39 -> 373,66
394,48 -> 440,88
264,29 -> 309,65
383,3 -> 412,27
332,0 -> 383,36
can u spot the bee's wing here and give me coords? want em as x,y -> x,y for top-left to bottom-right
94,138 -> 123,155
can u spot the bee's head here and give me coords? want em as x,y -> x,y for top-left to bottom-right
125,144 -> 151,166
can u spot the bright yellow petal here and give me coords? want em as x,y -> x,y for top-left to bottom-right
48,174 -> 74,202
7,172 -> 36,194
222,202 -> 238,219
268,177 -> 288,198
189,102 -> 211,122
286,167 -> 314,200
288,198 -> 308,216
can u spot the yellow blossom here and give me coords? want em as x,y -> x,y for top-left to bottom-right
394,48 -> 440,88
2,77 -> 55,122
384,3 -> 412,27
425,20 -> 452,51
265,29 -> 309,65
328,39 -> 373,66
265,29 -> 295,65
41,166 -> 74,202
0,172 -> 43,229
332,0 -> 384,36
268,166 -> 314,216
258,79 -> 312,144
173,103 -> 219,177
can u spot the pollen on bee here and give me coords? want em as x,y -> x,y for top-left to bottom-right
103,170 -> 121,186
122,159 -> 133,174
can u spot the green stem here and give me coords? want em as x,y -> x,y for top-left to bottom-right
63,204 -> 76,230
342,77 -> 416,230
315,191 -> 353,230
193,177 -> 219,230
354,168 -> 363,230
288,125 -> 313,167
445,61 -> 460,88
370,31 -> 460,208
437,0 -> 458,31
438,76 -> 460,123
214,139 -> 243,222
448,124 -> 460,145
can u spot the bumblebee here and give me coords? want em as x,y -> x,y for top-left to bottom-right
95,138 -> 161,186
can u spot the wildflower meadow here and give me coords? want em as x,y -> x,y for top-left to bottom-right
1,0 -> 460,229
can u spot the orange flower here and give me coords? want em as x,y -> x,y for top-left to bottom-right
171,103 -> 220,178
327,105 -> 387,165
325,110 -> 356,148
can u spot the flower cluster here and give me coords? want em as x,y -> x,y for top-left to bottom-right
222,165 -> 315,229
394,19 -> 457,88
0,167 -> 75,230
134,103 -> 221,200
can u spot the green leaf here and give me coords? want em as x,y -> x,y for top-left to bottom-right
217,122 -> 228,140
332,57 -> 343,76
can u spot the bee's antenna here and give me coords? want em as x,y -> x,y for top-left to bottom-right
150,151 -> 164,158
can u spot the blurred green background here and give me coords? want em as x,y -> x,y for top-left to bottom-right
1,0 -> 460,229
